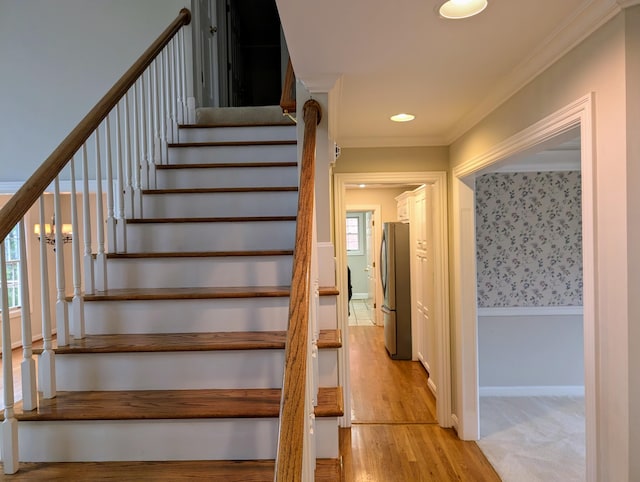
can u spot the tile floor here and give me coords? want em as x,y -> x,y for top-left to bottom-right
348,298 -> 376,326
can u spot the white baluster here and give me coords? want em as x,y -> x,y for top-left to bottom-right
70,156 -> 85,339
1,240 -> 19,474
82,144 -> 95,295
105,115 -> 117,253
124,92 -> 135,219
115,103 -> 127,251
19,219 -> 37,411
132,82 -> 143,217
140,71 -> 149,190
180,28 -> 188,125
95,129 -> 107,291
146,68 -> 157,189
163,47 -> 172,146
38,196 -> 56,399
176,30 -> 185,125
167,41 -> 176,143
53,177 -> 69,346
153,59 -> 163,165
158,51 -> 167,162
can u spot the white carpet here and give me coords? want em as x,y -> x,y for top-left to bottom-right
478,396 -> 585,482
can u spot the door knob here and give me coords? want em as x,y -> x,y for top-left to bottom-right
209,25 -> 217,35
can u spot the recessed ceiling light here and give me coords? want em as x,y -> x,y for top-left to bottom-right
359,184 -> 366,188
390,113 -> 415,122
439,0 -> 488,19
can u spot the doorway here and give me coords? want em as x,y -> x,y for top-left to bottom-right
451,94 -> 596,478
192,0 -> 284,108
334,172 -> 451,429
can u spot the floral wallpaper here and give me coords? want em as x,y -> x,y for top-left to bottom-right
475,171 -> 583,307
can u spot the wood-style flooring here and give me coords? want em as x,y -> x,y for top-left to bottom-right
342,325 -> 500,481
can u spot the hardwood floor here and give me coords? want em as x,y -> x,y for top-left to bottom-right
342,325 -> 500,481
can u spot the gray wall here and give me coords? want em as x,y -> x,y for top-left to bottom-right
0,0 -> 187,183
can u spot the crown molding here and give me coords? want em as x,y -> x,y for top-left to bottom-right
447,0 -> 622,144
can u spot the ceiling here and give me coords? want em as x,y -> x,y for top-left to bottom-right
276,0 -> 633,148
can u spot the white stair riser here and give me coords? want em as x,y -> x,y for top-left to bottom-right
83,297 -> 290,334
106,256 -> 293,289
54,350 -> 338,390
156,165 -> 298,190
125,221 -> 295,252
15,418 -> 338,461
168,144 -> 296,164
142,191 -> 298,218
179,125 -> 296,143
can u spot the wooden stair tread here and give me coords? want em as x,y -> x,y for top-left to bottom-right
168,140 -> 296,148
13,387 -> 343,421
105,250 -> 294,259
44,329 -> 341,354
142,186 -> 298,194
78,286 -> 339,301
126,215 -> 296,224
156,161 -> 297,170
0,459 -> 339,481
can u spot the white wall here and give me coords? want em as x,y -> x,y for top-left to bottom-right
450,10 -> 634,481
0,0 -> 187,184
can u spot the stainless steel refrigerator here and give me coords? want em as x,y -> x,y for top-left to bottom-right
380,222 -> 412,360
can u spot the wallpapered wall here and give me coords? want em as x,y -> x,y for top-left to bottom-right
475,171 -> 583,307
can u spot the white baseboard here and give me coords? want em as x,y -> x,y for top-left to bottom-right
427,378 -> 437,397
479,385 -> 585,397
451,414 -> 460,433
352,293 -> 368,300
477,306 -> 583,317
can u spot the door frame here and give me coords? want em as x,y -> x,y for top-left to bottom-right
346,204 -> 382,325
451,93 -> 596,478
334,171 -> 451,428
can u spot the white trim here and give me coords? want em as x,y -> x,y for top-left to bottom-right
351,293 -> 368,300
427,378 -> 438,398
477,306 -> 584,317
451,413 -> 460,433
335,171 -> 451,428
0,182 -> 25,194
452,93 -> 596,480
0,180 -> 110,195
479,385 -> 585,397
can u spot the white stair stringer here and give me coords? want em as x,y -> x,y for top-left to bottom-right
141,190 -> 298,218
15,418 -> 339,462
106,255 -> 293,289
54,349 -> 338,391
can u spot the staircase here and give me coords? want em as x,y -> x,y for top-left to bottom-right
3,117 -> 342,479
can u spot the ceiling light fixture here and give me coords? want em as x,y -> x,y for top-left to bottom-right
390,113 -> 415,122
359,184 -> 366,188
438,0 -> 488,19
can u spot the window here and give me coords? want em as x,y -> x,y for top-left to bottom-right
346,213 -> 365,255
1,225 -> 21,310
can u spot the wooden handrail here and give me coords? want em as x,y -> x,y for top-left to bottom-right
0,8 -> 191,243
280,57 -> 296,115
274,98 -> 322,481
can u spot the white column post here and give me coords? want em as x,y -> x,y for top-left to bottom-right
53,177 -> 69,346
1,241 -> 19,474
38,196 -> 56,399
19,219 -> 37,411
70,156 -> 85,339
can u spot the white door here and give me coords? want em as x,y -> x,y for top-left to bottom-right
364,211 -> 379,323
197,0 -> 220,107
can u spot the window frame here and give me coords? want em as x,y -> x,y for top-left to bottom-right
346,212 -> 365,256
1,224 -> 21,312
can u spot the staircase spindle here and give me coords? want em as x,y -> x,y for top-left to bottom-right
132,82 -> 143,217
168,40 -> 177,143
139,72 -> 149,190
105,115 -> 117,253
70,156 -> 85,339
146,69 -> 157,189
152,59 -> 163,165
19,219 -> 37,411
38,196 -> 56,399
115,103 -> 127,251
123,92 -> 135,219
53,177 -> 69,346
178,29 -> 186,124
158,50 -> 167,162
82,144 -> 95,295
1,240 -> 19,474
94,129 -> 107,292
